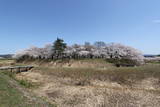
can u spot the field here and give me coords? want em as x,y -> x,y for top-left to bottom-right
1,59 -> 160,107
0,59 -> 14,66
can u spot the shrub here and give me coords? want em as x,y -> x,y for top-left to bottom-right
107,58 -> 140,67
18,79 -> 34,88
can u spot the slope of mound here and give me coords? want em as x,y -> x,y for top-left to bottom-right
0,72 -> 55,107
18,59 -> 114,69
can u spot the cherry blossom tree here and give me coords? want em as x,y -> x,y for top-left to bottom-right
14,41 -> 144,66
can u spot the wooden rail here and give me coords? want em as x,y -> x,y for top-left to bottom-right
0,66 -> 34,73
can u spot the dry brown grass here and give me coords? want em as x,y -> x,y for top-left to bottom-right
13,62 -> 160,107
33,64 -> 160,86
0,59 -> 15,66
18,59 -> 113,68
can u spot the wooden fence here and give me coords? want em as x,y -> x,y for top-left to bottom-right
0,66 -> 34,73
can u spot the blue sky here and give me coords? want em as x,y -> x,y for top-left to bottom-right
0,0 -> 160,54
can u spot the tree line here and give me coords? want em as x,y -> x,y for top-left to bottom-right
14,38 -> 145,66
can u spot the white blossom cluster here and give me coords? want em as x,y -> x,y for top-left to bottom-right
13,44 -> 53,59
13,42 -> 144,65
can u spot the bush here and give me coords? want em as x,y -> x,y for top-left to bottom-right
107,58 -> 140,67
18,79 -> 34,88
15,55 -> 35,63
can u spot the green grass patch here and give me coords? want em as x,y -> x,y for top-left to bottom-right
0,72 -> 55,107
3,71 -> 39,89
18,79 -> 35,88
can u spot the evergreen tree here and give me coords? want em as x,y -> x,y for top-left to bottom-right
52,38 -> 67,59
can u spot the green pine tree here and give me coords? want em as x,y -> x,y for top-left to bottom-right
52,38 -> 67,59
